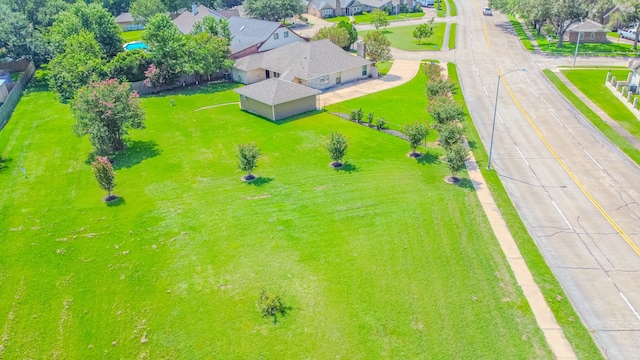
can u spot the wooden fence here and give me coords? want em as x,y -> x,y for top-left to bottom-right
0,60 -> 36,131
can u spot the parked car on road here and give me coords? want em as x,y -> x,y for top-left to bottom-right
620,29 -> 637,40
483,7 -> 492,16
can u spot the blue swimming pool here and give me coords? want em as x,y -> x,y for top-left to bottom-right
123,41 -> 148,51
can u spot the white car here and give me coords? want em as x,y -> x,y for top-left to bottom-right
483,7 -> 493,16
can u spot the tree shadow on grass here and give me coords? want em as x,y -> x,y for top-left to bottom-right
246,177 -> 273,187
0,157 -> 12,172
111,140 -> 161,170
333,162 -> 358,173
106,196 -> 126,207
416,151 -> 440,165
456,178 -> 478,192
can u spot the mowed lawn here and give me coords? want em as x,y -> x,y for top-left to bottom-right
562,69 -> 640,139
325,11 -> 425,24
0,75 -> 551,358
360,23 -> 445,51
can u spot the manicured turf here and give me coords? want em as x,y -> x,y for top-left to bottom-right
0,71 -> 555,358
447,0 -> 457,16
325,11 -> 425,25
121,30 -> 144,43
435,0 -> 446,17
376,61 -> 393,75
508,15 -> 534,51
449,64 -> 604,360
561,69 -> 640,139
544,69 -> 640,166
448,23 -> 456,49
361,23 -> 445,51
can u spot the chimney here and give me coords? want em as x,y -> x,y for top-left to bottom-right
356,41 -> 366,58
192,3 -> 198,15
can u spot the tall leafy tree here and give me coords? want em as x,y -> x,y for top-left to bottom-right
190,16 -> 231,41
106,49 -> 154,82
609,0 -> 640,49
162,0 -> 192,13
49,2 -> 123,58
143,13 -> 185,85
73,79 -> 145,155
182,33 -> 233,82
312,26 -> 350,49
363,31 -> 392,63
49,31 -> 106,102
130,0 -> 168,25
337,20 -> 358,50
244,0 -> 305,22
370,8 -> 389,30
550,0 -> 588,47
100,0 -> 133,16
413,23 -> 433,45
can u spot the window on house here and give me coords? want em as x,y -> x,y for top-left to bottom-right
353,6 -> 360,12
362,65 -> 367,76
284,31 -> 289,38
590,32 -> 595,40
274,33 -> 279,40
323,9 -> 332,15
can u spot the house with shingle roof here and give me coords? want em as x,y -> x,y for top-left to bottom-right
234,78 -> 321,120
228,17 -> 306,59
307,0 -> 414,18
173,4 -> 239,34
564,19 -> 607,43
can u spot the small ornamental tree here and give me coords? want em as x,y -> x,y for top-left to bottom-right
367,112 -> 375,126
363,30 -> 392,64
446,143 -> 467,180
325,132 -> 348,168
256,289 -> 287,324
413,23 -> 433,45
92,156 -> 116,200
438,123 -> 465,150
73,79 -> 145,156
312,26 -> 350,49
423,62 -> 443,80
236,143 -> 262,181
426,78 -> 456,98
403,122 -> 429,157
356,107 -> 364,123
370,8 -> 389,30
428,96 -> 464,128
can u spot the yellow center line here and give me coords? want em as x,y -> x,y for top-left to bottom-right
470,0 -> 492,48
499,69 -> 640,256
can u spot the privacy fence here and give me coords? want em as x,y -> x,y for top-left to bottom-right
0,60 -> 36,131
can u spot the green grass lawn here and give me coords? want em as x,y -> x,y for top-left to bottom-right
361,23 -> 445,51
121,30 -> 144,43
447,0 -> 457,16
448,23 -> 457,49
508,15 -> 535,51
562,69 -> 640,139
0,70 -> 557,358
436,0 -> 446,17
325,11 -> 424,25
376,61 -> 393,75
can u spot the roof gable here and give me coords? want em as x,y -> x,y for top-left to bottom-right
173,5 -> 229,34
228,17 -> 283,54
234,78 -> 321,105
566,19 -> 605,32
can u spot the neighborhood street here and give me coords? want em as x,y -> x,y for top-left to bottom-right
302,1 -> 640,358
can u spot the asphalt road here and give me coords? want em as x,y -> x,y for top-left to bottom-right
451,1 -> 640,358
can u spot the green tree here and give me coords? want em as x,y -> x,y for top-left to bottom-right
363,30 -> 392,63
325,132 -> 348,167
190,16 -> 231,41
403,121 -> 429,157
244,0 -> 305,22
337,20 -> 358,50
438,123 -> 465,150
256,289 -> 287,324
73,79 -> 145,155
548,0 -> 587,47
426,77 -> 456,98
130,0 -> 168,25
161,0 -> 191,13
370,8 -> 389,30
608,0 -> 640,49
236,143 -> 262,180
49,2 -> 123,58
428,96 -> 464,127
312,26 -> 350,49
413,22 -> 433,45
49,31 -> 106,102
182,32 -> 233,82
446,143 -> 467,179
92,156 -> 116,200
106,49 -> 154,82
143,13 -> 185,85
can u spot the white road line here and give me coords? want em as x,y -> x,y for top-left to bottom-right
550,111 -> 563,127
515,146 -> 530,166
531,88 -> 539,97
497,113 -> 503,124
483,86 -> 488,96
475,67 -> 480,75
620,292 -> 640,321
583,148 -> 604,170
551,200 -> 573,230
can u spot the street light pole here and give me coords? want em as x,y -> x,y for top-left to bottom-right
487,68 -> 526,170
573,17 -> 583,67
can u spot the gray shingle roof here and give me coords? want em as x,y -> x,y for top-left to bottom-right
235,39 -> 371,80
228,17 -> 283,54
234,78 -> 321,105
115,12 -> 134,23
173,5 -> 232,34
566,19 -> 605,32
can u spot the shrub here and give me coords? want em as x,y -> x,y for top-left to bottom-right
349,110 -> 358,122
356,107 -> 364,122
423,62 -> 443,80
256,289 -> 287,324
403,121 -> 429,156
325,132 -> 348,167
446,143 -> 468,178
438,123 -> 465,150
426,78 -> 456,98
367,112 -> 375,126
375,118 -> 387,130
106,50 -> 153,83
428,96 -> 464,127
